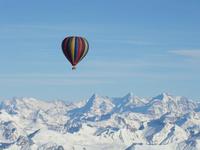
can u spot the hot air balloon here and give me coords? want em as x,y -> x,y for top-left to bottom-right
62,36 -> 89,70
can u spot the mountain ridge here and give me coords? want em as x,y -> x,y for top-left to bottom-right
0,93 -> 200,150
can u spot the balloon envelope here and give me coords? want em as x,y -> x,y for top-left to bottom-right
62,36 -> 89,68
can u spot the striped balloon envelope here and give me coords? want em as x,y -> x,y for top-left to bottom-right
61,36 -> 89,70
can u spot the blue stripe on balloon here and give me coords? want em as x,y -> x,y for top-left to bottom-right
74,37 -> 79,62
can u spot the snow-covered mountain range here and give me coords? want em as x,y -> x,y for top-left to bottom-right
0,93 -> 200,150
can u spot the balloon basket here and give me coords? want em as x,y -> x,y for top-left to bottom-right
72,66 -> 76,70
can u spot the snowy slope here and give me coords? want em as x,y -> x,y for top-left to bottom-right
0,93 -> 199,150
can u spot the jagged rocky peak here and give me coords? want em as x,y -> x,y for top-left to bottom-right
124,92 -> 134,99
67,93 -> 115,117
88,93 -> 110,102
90,93 -> 100,99
86,93 -> 100,104
85,93 -> 114,115
87,93 -> 113,104
115,92 -> 145,106
152,92 -> 172,102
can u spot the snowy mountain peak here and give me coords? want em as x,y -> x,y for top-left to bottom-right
152,92 -> 172,102
113,93 -> 145,112
86,93 -> 110,106
0,93 -> 200,150
83,94 -> 114,116
90,93 -> 100,100
124,92 -> 134,99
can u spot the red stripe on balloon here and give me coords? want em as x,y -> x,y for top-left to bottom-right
74,37 -> 82,64
80,38 -> 86,59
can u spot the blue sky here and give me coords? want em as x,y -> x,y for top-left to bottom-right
0,0 -> 200,101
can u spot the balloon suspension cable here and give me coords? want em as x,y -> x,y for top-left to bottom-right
72,66 -> 76,70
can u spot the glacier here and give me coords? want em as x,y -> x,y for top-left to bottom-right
0,93 -> 200,150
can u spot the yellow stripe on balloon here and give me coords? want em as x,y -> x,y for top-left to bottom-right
70,37 -> 75,63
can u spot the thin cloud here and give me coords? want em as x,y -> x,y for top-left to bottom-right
93,39 -> 154,46
170,50 -> 200,58
0,77 -> 114,86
